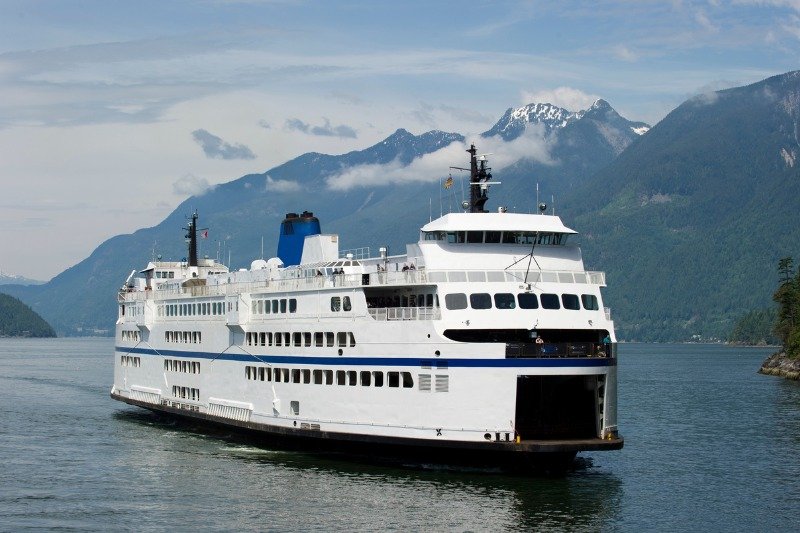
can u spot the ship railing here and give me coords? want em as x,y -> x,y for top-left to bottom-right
506,341 -> 616,359
339,246 -> 370,260
118,269 -> 607,301
367,306 -> 442,321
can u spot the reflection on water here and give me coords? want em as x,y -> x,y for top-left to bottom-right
4,339 -> 800,531
113,408 -> 622,531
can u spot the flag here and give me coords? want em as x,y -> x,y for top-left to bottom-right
444,176 -> 454,189
201,230 -> 208,239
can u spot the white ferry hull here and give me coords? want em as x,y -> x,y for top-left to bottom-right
111,148 -> 623,469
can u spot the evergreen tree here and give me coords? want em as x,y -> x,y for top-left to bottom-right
773,257 -> 800,357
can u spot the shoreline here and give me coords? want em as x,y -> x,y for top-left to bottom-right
758,351 -> 800,380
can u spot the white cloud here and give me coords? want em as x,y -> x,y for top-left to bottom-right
284,117 -> 357,138
192,129 -> 256,159
172,174 -> 211,195
612,45 -> 639,62
694,9 -> 720,33
325,128 -> 554,192
520,87 -> 601,112
266,175 -> 302,192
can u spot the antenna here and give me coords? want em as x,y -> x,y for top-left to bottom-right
552,195 -> 555,216
182,211 -> 207,267
536,183 -> 539,214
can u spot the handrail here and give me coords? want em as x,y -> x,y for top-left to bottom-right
367,306 -> 442,321
119,268 -> 607,302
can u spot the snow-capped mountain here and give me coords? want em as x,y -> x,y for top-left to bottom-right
0,270 -> 44,286
6,95 -> 645,335
482,99 -> 650,144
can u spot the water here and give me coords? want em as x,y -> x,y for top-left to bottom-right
1,339 -> 798,531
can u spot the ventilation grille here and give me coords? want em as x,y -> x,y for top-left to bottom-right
435,375 -> 449,393
130,386 -> 161,405
208,400 -> 252,422
419,374 -> 431,391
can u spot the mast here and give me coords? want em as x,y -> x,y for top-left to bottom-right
184,212 -> 199,267
455,144 -> 493,213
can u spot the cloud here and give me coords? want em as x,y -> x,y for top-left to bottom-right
284,117 -> 357,138
410,102 -> 494,128
172,174 -> 211,195
191,129 -> 256,159
520,87 -> 601,112
694,9 -> 720,33
612,44 -> 639,62
266,175 -> 302,192
258,120 -> 271,129
325,128 -> 554,191
782,14 -> 800,39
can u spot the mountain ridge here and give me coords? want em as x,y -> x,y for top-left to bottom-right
4,96 -> 669,337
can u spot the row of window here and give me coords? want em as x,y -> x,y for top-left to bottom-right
365,293 -> 438,309
122,304 -> 142,317
159,301 -> 228,318
164,359 -> 201,374
120,330 -> 140,342
423,230 -> 568,246
444,292 -> 599,311
154,270 -> 176,279
120,355 -> 141,367
245,366 -> 415,388
246,331 -> 356,348
251,297 -> 298,315
165,331 -> 202,344
172,385 -> 200,401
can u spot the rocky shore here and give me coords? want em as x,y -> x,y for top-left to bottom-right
759,352 -> 800,380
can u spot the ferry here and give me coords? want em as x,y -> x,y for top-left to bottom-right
111,145 -> 623,470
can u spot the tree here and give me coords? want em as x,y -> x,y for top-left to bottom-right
773,257 -> 800,357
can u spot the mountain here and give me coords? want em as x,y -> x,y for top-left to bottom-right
0,271 -> 44,286
561,70 -> 800,341
3,100 -> 642,336
481,100 -> 649,201
0,293 -> 56,337
482,99 -> 649,141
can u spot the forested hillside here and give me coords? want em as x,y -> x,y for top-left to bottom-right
0,293 -> 56,337
562,71 -> 800,341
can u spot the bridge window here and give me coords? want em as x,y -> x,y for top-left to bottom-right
466,231 -> 483,243
518,293 -> 539,309
562,293 -> 580,310
494,293 -> 516,309
445,293 -> 468,310
446,231 -> 466,243
485,231 -> 501,243
582,294 -> 599,310
540,293 -> 560,309
470,293 -> 492,309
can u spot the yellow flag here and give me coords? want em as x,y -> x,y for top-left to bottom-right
444,176 -> 454,189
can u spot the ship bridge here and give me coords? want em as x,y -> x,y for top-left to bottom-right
418,212 -> 584,272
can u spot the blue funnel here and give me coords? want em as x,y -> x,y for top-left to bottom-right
276,211 -> 321,266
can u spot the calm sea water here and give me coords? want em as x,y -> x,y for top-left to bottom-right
1,338 -> 798,531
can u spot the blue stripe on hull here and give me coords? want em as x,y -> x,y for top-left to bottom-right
115,346 -> 616,368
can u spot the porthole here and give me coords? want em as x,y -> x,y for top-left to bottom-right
338,348 -> 343,356
435,350 -> 440,356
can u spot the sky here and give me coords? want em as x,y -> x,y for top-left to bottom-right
0,0 -> 798,280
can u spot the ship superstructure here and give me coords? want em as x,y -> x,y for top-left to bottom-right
111,145 -> 622,468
